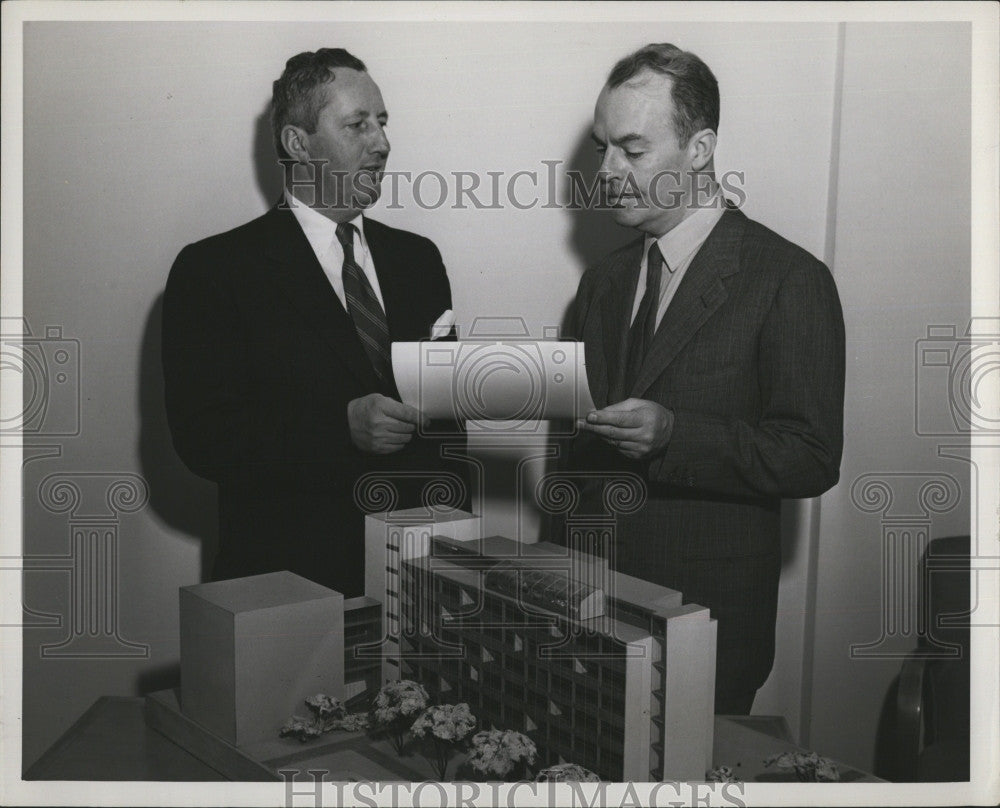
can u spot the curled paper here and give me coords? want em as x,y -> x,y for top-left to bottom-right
392,340 -> 596,422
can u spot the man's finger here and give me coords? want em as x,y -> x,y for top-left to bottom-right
582,422 -> 641,440
379,396 -> 423,425
586,409 -> 642,428
378,429 -> 414,443
579,422 -> 612,437
382,420 -> 417,434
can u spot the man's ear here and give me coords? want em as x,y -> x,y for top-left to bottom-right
687,128 -> 717,171
280,124 -> 311,163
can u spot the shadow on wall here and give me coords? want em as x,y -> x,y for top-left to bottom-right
779,499 -> 803,569
137,293 -> 218,582
136,102 -> 281,581
254,102 -> 283,207
565,124 -> 635,279
557,123 -> 635,373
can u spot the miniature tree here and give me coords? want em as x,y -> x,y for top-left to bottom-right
466,728 -> 537,781
369,679 -> 430,754
279,694 -> 369,742
706,765 -> 741,784
409,702 -> 477,779
535,763 -> 601,782
763,751 -> 840,782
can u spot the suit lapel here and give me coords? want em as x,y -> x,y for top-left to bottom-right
629,208 -> 747,398
363,219 -> 408,341
259,205 -> 381,390
598,239 -> 644,404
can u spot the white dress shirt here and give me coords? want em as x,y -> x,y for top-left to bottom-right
284,190 -> 386,313
630,191 -> 727,329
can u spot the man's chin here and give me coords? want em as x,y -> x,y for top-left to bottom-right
611,206 -> 644,228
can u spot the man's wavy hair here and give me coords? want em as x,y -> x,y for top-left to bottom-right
271,48 -> 367,159
608,43 -> 719,146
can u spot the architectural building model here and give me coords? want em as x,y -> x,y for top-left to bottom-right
363,509 -> 718,782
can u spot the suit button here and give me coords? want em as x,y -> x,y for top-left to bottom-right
687,476 -> 695,486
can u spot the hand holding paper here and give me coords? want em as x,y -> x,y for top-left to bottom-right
579,397 -> 673,460
347,393 -> 427,454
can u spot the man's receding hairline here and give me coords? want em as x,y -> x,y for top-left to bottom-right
314,65 -> 368,93
310,67 -> 375,113
607,68 -> 674,95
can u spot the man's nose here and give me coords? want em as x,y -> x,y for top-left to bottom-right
369,125 -> 390,158
597,149 -> 622,183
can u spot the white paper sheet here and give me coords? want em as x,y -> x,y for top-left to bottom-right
392,340 -> 596,421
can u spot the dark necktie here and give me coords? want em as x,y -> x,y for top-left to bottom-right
336,222 -> 393,388
624,241 -> 664,392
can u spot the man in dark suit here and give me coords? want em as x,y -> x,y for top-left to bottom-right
162,48 -> 462,597
568,44 -> 845,714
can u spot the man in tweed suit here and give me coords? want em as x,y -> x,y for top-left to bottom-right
569,43 -> 845,714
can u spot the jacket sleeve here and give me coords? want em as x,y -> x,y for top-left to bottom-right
161,243 -> 357,489
648,257 -> 845,499
429,239 -> 458,341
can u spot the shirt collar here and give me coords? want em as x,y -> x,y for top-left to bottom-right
647,189 -> 726,271
284,189 -> 367,257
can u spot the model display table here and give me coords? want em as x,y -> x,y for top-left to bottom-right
25,696 -> 883,782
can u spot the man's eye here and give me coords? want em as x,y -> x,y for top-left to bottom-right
349,121 -> 366,130
595,146 -> 606,156
625,151 -> 644,159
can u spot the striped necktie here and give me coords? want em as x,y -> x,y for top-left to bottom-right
624,241 -> 664,392
336,222 -> 393,388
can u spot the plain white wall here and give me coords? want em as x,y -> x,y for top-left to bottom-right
806,22 -> 972,771
17,19 -> 969,777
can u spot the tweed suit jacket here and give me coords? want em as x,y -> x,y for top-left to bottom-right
162,203 -> 461,596
566,206 -> 845,695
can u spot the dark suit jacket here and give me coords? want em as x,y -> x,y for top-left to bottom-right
162,203 -> 462,596
566,207 -> 845,698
